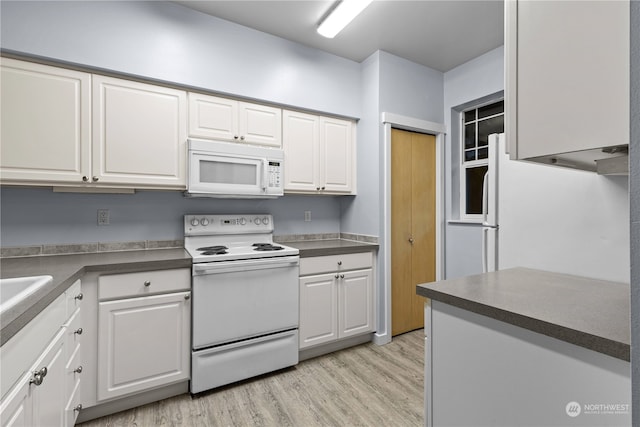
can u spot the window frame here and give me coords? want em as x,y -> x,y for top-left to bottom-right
459,100 -> 504,221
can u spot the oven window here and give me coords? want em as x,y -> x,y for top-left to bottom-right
200,160 -> 256,185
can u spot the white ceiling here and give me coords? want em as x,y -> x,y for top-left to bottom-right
173,0 -> 504,73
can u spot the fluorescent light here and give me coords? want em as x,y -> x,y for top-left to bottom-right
317,0 -> 373,39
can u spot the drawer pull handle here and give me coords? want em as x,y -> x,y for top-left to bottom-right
340,274 -> 345,279
144,281 -> 151,287
74,404 -> 83,412
337,261 -> 342,266
75,293 -> 83,301
74,366 -> 83,374
74,328 -> 83,335
184,294 -> 191,300
335,274 -> 339,279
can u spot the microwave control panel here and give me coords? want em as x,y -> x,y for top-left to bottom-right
268,161 -> 282,188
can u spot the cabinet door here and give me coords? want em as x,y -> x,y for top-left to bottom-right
93,76 -> 187,188
299,274 -> 337,349
510,0 -> 629,160
338,269 -> 374,339
188,93 -> 238,141
97,291 -> 191,401
0,58 -> 91,184
320,117 -> 354,193
0,372 -> 32,427
282,110 -> 320,192
238,102 -> 282,147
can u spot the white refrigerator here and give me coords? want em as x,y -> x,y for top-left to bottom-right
480,133 -> 502,273
483,134 -> 629,283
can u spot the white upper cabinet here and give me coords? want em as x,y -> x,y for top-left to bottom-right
320,117 -> 354,193
282,110 -> 320,192
93,76 -> 187,188
505,0 -> 629,172
0,58 -> 91,183
1,59 -> 188,189
283,110 -> 356,195
188,93 -> 282,147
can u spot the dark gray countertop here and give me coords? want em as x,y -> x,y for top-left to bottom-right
285,239 -> 378,257
416,267 -> 630,361
0,248 -> 191,346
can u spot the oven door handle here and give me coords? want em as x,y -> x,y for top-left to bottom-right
193,256 -> 300,276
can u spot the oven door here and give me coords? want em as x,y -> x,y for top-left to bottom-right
192,256 -> 299,350
188,151 -> 267,197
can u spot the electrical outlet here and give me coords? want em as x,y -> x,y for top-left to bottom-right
304,211 -> 311,222
97,209 -> 110,226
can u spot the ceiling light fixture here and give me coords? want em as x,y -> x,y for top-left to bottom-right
317,0 -> 373,39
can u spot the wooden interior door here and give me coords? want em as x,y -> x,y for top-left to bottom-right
391,129 -> 436,336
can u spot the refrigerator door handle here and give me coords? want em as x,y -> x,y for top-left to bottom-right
482,228 -> 488,273
482,171 -> 490,225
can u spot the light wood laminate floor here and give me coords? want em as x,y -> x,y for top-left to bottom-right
78,330 -> 424,427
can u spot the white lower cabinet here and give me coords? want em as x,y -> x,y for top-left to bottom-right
299,253 -> 374,349
0,280 -> 84,427
95,269 -> 191,402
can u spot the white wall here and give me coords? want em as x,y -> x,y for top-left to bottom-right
498,161 -> 630,284
442,46 -> 504,278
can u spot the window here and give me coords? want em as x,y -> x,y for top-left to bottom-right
461,100 -> 504,219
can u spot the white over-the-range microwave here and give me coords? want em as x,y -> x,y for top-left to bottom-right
186,139 -> 284,198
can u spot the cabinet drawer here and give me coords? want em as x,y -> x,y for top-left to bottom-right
98,269 -> 190,300
64,309 -> 82,361
64,342 -> 82,402
300,252 -> 372,276
65,280 -> 82,316
64,379 -> 82,427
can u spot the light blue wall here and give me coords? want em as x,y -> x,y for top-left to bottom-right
339,51 -> 381,238
0,0 -> 359,246
0,1 -> 361,117
442,46 -> 504,278
0,188 -> 341,246
379,51 -> 444,123
340,50 -> 445,237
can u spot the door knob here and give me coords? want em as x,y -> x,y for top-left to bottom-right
408,237 -> 414,244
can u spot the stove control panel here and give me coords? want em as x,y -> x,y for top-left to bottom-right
185,214 -> 273,235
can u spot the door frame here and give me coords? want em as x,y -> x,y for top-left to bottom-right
374,112 -> 446,345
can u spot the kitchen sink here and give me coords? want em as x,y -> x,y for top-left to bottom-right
0,275 -> 53,315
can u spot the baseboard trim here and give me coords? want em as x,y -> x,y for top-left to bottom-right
75,381 -> 188,423
299,333 -> 374,361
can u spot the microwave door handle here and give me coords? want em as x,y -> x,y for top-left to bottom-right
262,159 -> 268,193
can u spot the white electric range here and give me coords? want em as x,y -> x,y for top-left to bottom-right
184,214 -> 300,394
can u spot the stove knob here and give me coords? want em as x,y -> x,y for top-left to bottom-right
200,218 -> 210,226
262,217 -> 269,225
254,218 -> 261,225
239,217 -> 247,225
191,218 -> 200,227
